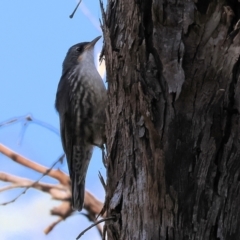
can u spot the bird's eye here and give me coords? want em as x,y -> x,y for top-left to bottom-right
76,47 -> 82,52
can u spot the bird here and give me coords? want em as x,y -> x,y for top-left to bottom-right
55,36 -> 107,211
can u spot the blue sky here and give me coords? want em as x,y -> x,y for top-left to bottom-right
0,1 -> 106,239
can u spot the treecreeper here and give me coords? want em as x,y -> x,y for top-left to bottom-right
55,36 -> 107,211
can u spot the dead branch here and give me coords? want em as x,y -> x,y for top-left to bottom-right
76,217 -> 116,239
0,144 -> 69,185
44,217 -> 64,234
0,114 -> 59,136
0,172 -> 69,200
0,143 -> 104,236
69,0 -> 82,18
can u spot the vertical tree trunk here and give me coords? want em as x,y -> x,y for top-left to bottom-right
102,1 -> 240,239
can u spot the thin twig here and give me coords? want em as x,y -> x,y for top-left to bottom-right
0,181 -> 58,193
69,0 -> 82,18
44,217 -> 63,234
98,171 -> 106,191
0,114 -> 59,136
76,216 -> 116,239
81,213 -> 103,237
0,175 -> 63,193
18,121 -> 29,145
0,144 -> 68,185
0,155 -> 64,206
80,2 -> 102,32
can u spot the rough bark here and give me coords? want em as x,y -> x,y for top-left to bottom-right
102,0 -> 240,239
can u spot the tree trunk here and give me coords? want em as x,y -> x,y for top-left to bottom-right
101,1 -> 240,239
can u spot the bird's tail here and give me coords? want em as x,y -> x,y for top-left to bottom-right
71,175 -> 85,211
71,144 -> 93,211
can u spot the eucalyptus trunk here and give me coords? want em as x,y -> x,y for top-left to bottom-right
102,1 -> 240,239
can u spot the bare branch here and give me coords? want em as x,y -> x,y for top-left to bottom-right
69,0 -> 82,18
0,172 -> 68,200
98,171 -> 106,191
0,144 -> 69,185
76,216 -> 116,239
84,191 -> 104,217
44,217 -> 64,234
81,213 -> 103,238
18,120 -> 29,145
0,155 -> 65,206
0,143 -> 105,235
80,2 -> 102,32
50,201 -> 73,218
0,114 -> 59,136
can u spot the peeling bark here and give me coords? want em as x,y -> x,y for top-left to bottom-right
102,1 -> 240,239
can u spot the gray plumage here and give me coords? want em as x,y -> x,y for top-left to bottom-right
55,36 -> 107,211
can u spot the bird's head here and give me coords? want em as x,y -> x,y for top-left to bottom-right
62,36 -> 101,72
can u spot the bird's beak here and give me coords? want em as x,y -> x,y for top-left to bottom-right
84,36 -> 101,50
